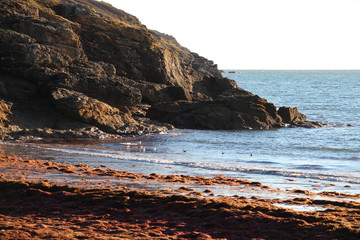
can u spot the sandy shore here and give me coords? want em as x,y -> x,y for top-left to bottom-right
0,149 -> 360,239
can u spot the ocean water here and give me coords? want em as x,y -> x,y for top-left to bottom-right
2,70 -> 360,194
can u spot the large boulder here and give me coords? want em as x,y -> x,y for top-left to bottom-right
51,88 -> 138,134
278,106 -> 306,123
51,88 -> 172,134
277,106 -> 324,128
148,89 -> 283,130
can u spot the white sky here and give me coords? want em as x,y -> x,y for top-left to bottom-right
102,0 -> 360,69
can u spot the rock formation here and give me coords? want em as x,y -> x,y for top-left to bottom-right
0,0 -> 323,139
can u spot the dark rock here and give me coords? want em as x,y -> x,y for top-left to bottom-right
55,1 -> 224,98
5,14 -> 82,48
148,92 -> 283,130
0,0 -> 323,139
50,87 -> 137,134
278,106 -> 325,128
51,88 -> 172,135
53,62 -> 142,111
0,39 -> 86,69
0,74 -> 40,103
198,76 -> 238,99
0,29 -> 35,44
278,106 -> 306,123
124,80 -> 192,104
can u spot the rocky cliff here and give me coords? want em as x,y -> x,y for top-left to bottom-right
0,0 -> 323,140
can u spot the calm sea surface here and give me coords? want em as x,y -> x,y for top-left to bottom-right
2,70 -> 360,194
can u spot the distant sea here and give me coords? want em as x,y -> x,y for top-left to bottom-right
2,70 -> 360,194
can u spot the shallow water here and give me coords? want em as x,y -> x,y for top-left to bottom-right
2,70 -> 360,194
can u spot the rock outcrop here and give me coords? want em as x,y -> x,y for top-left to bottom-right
277,106 -> 323,128
0,0 -> 323,139
148,89 -> 283,130
0,100 -> 12,126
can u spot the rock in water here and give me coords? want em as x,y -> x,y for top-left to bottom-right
0,0 -> 323,139
278,107 -> 306,123
148,89 -> 283,130
277,106 -> 324,128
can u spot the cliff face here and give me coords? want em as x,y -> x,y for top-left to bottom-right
0,0 -> 322,139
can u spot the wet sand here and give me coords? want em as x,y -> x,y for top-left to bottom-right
0,149 -> 360,239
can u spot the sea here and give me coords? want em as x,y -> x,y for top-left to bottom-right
2,70 -> 360,195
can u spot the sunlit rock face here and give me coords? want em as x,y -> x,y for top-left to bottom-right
0,0 -> 323,139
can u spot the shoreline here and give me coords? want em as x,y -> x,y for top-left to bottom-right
1,149 -> 359,239
2,136 -> 360,196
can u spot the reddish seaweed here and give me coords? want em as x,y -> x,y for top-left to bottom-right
0,150 -> 359,239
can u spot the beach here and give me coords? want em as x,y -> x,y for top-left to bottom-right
1,149 -> 359,239
1,69 -> 359,239
1,1 -> 359,239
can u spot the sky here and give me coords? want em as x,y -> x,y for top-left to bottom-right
102,0 -> 360,70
